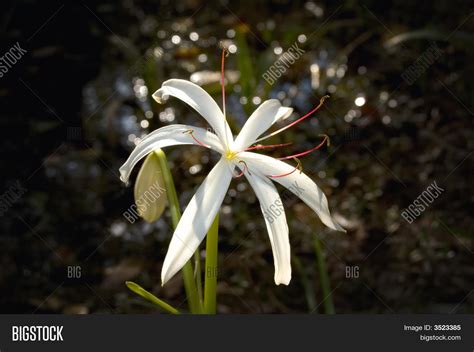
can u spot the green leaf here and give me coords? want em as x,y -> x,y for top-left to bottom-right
134,152 -> 167,223
126,281 -> 180,314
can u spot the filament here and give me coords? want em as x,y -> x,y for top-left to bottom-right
278,134 -> 330,160
183,129 -> 210,148
242,142 -> 293,152
221,47 -> 227,117
233,160 -> 249,178
255,95 -> 330,143
220,45 -> 230,146
268,158 -> 302,179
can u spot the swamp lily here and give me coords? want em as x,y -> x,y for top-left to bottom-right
120,52 -> 344,286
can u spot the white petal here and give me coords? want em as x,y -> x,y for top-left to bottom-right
153,79 -> 233,147
161,157 -> 233,285
119,124 -> 224,183
240,152 -> 345,232
245,169 -> 291,285
233,99 -> 293,150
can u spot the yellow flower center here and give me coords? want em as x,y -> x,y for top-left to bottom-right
225,150 -> 237,160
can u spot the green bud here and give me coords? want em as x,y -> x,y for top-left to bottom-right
134,151 -> 167,223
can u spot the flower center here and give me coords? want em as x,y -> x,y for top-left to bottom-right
225,150 -> 238,160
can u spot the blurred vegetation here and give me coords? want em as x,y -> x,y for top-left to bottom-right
0,0 -> 473,313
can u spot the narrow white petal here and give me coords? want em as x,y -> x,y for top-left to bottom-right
240,152 -> 345,232
245,169 -> 291,285
161,158 -> 233,285
153,79 -> 233,147
119,124 -> 224,183
233,99 -> 293,150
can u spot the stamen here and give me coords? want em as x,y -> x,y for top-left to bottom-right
221,47 -> 227,117
268,158 -> 302,179
242,142 -> 293,152
183,129 -> 210,148
278,134 -> 330,160
233,160 -> 249,178
219,43 -> 231,146
255,95 -> 330,143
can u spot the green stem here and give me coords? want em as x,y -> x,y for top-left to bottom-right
194,250 -> 203,307
313,235 -> 335,314
154,149 -> 202,314
204,214 -> 219,314
292,256 -> 317,312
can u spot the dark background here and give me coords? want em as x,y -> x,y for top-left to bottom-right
0,0 -> 472,313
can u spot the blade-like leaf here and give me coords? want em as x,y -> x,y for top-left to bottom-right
126,281 -> 180,314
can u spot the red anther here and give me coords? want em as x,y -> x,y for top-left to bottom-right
183,129 -> 210,148
268,158 -> 302,179
242,142 -> 293,152
278,134 -> 329,161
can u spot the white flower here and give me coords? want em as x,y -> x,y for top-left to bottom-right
120,79 -> 344,286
